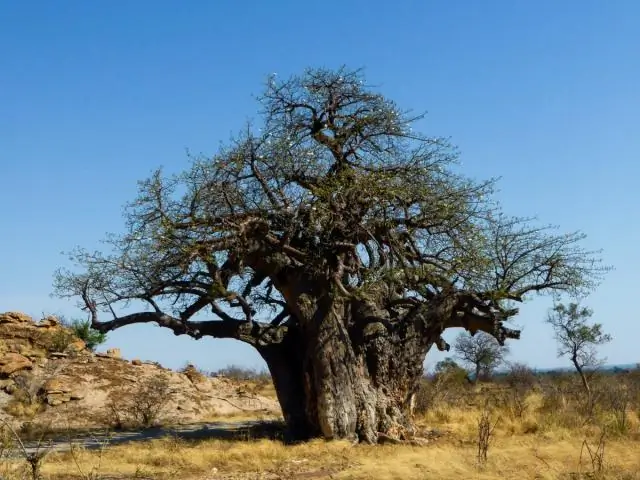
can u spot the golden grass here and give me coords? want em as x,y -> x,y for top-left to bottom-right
23,396 -> 637,480
2,380 -> 639,479
37,431 -> 640,480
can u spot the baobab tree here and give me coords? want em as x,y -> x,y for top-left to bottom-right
54,67 -> 606,443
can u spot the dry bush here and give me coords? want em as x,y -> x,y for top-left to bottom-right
598,377 -> 633,435
579,431 -> 607,478
4,361 -> 66,421
4,372 -> 47,420
535,373 -> 598,429
415,360 -> 469,414
0,419 -> 53,480
36,327 -> 76,353
476,401 -> 499,467
626,365 -> 640,410
106,374 -> 175,429
503,363 -> 537,418
66,434 -> 110,480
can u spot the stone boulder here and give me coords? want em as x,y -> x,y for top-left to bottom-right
42,377 -> 84,406
106,348 -> 121,359
42,378 -> 72,394
0,353 -> 32,377
64,339 -> 87,354
37,315 -> 61,328
0,312 -> 31,324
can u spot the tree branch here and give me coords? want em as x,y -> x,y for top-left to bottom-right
80,286 -> 280,346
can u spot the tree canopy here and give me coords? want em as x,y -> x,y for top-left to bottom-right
54,67 -> 604,345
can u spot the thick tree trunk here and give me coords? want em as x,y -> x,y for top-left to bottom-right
257,295 -> 439,443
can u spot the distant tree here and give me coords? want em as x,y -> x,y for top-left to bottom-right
66,318 -> 108,351
454,331 -> 509,382
54,67 -> 607,443
434,357 -> 469,384
546,302 -> 611,409
434,357 -> 462,375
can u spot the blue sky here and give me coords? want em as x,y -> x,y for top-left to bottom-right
1,1 -> 638,372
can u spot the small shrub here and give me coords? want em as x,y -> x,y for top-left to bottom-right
538,376 -> 570,414
415,359 -> 469,414
106,374 -> 175,429
42,328 -> 76,353
131,375 -> 174,427
4,373 -> 45,420
477,401 -> 498,467
601,382 -> 632,435
65,318 -> 108,352
504,363 -> 537,418
579,431 -> 606,477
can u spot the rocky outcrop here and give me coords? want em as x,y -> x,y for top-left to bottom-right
0,312 -> 32,324
0,312 -> 280,428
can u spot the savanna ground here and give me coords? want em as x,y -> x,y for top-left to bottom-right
1,365 -> 639,480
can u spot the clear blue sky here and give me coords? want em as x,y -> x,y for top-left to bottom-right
1,1 -> 638,372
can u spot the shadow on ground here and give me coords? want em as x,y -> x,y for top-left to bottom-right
19,420 -> 287,455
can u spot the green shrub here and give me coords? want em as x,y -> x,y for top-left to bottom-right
65,318 -> 107,352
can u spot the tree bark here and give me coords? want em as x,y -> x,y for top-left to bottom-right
571,352 -> 593,415
257,295 -> 438,443
259,330 -> 319,441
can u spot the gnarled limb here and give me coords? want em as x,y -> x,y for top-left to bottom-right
80,287 -> 285,347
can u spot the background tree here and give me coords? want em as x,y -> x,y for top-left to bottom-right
54,67 -> 606,443
546,302 -> 611,410
433,358 -> 469,385
453,331 -> 509,383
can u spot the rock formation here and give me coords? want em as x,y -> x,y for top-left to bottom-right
0,312 -> 279,429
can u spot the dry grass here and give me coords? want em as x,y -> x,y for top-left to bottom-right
36,427 -> 640,480
34,398 -> 640,479
2,369 -> 639,479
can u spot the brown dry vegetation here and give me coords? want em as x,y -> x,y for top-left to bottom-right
0,365 -> 638,479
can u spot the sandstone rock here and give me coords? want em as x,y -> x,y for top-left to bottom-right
106,348 -> 121,359
26,350 -> 47,359
0,353 -> 32,377
70,389 -> 86,400
0,312 -> 31,324
0,311 -> 281,428
43,378 -> 72,394
64,339 -> 86,354
46,392 -> 71,406
38,315 -> 60,328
